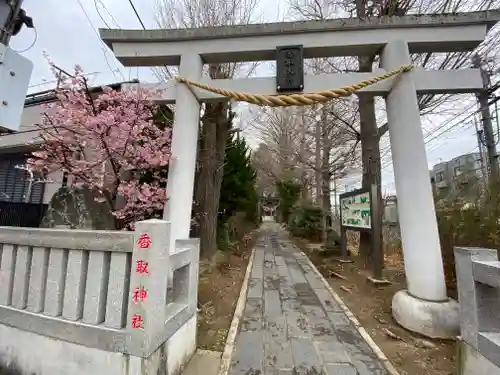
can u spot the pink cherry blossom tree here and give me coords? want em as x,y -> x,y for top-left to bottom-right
28,63 -> 171,229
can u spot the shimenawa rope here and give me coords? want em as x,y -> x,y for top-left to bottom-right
175,65 -> 413,107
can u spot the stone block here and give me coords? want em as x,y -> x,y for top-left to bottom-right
286,311 -> 309,339
287,263 -> 307,284
326,312 -> 351,328
83,250 -> 109,324
290,338 -> 323,375
265,289 -> 282,316
241,298 -> 263,332
247,278 -> 263,299
62,249 -> 88,321
314,288 -> 343,312
44,248 -> 69,317
316,341 -> 351,363
324,363 -> 358,375
229,331 -> 264,375
105,252 -> 131,329
27,247 -> 49,313
12,245 -> 31,309
0,244 -> 15,306
309,316 -> 335,341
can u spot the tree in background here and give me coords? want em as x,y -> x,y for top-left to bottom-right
252,102 -> 358,245
28,64 -> 171,228
218,134 -> 259,235
276,180 -> 302,223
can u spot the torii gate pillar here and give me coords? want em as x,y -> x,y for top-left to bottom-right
161,53 -> 202,253
381,40 -> 459,338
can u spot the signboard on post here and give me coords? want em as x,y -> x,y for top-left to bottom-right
340,190 -> 372,229
339,185 -> 385,281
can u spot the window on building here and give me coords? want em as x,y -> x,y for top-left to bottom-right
435,171 -> 445,182
0,154 -> 45,204
454,166 -> 463,176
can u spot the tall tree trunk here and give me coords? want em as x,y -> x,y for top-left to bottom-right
299,112 -> 309,203
194,112 -> 217,259
315,118 -> 322,204
321,141 -> 332,247
193,102 -> 231,259
213,103 -> 232,221
358,56 -> 383,265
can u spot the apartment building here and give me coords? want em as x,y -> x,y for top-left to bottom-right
429,152 -> 483,198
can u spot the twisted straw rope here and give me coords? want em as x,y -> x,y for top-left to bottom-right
175,65 -> 413,107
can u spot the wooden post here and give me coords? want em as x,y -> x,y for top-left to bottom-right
370,183 -> 384,280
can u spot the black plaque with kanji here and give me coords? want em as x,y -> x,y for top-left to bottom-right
276,45 -> 304,93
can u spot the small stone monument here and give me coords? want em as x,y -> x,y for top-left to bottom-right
40,185 -> 116,230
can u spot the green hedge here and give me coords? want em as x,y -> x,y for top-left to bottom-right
288,204 -> 323,241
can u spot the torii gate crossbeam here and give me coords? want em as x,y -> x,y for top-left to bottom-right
100,10 -> 500,339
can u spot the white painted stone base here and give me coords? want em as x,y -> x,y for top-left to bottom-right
392,289 -> 460,339
0,315 -> 197,375
458,339 -> 500,375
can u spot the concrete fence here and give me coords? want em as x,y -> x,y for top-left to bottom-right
454,247 -> 500,375
0,219 -> 199,375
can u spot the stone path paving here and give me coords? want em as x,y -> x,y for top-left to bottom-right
228,224 -> 389,375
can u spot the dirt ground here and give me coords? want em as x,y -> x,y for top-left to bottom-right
293,238 -> 456,375
196,231 -> 257,352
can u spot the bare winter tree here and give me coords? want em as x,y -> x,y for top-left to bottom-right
252,106 -> 312,196
252,143 -> 280,195
155,0 -> 259,258
288,0 -> 500,261
252,101 -> 358,245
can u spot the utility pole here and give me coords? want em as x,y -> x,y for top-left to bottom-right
0,0 -> 26,45
0,0 -> 34,134
472,54 -> 499,183
473,116 -> 488,180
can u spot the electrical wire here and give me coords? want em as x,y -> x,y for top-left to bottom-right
94,0 -> 121,29
92,0 -> 140,81
75,0 -> 125,81
379,99 -> 477,157
381,100 -> 482,171
127,0 -> 146,30
28,71 -> 101,90
10,25 -> 37,53
93,0 -> 111,29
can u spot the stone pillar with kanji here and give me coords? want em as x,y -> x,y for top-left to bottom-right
127,219 -> 171,355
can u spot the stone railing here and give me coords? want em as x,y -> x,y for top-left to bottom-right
454,247 -> 500,375
0,219 -> 199,359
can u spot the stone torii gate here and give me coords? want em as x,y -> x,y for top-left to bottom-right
100,11 -> 500,339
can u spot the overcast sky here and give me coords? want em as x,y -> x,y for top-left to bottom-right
11,0 -> 492,194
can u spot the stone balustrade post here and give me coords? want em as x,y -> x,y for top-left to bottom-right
127,219 -> 171,356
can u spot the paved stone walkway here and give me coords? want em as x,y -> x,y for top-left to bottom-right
228,224 -> 389,375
